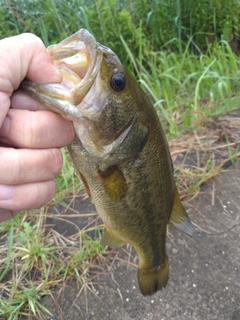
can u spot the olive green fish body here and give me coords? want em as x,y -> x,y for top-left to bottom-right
21,29 -> 193,296
67,82 -> 174,295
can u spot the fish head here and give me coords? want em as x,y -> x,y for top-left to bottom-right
21,29 -> 144,158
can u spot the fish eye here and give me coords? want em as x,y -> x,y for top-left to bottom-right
110,73 -> 126,91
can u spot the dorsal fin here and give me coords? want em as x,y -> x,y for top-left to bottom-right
169,185 -> 194,237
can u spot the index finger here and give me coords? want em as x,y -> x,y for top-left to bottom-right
0,33 -> 62,90
11,91 -> 48,111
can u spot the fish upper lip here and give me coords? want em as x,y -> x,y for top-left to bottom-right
48,29 -> 103,104
21,29 -> 103,107
48,29 -> 98,80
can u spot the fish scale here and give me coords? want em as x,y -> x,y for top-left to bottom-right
21,29 -> 193,296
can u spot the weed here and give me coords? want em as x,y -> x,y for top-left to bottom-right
0,0 -> 240,317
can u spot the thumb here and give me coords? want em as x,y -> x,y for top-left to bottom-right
0,33 -> 62,92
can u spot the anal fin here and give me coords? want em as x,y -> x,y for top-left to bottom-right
101,228 -> 127,248
169,185 -> 194,237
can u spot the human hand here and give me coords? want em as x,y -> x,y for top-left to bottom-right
0,33 -> 75,222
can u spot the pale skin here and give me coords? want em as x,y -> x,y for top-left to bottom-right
0,33 -> 75,222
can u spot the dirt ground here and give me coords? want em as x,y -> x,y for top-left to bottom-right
36,160 -> 240,320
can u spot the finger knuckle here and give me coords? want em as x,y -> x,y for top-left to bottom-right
22,112 -> 38,147
35,180 -> 56,207
17,181 -> 56,210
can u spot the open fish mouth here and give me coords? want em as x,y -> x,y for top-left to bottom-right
48,29 -> 93,80
20,29 -> 129,158
20,29 -> 103,119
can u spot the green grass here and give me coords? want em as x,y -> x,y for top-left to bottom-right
122,35 -> 240,136
54,148 -> 82,202
0,207 -> 105,319
0,0 -> 240,318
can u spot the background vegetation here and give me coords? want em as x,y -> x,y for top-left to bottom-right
0,0 -> 240,318
1,0 -> 240,135
1,0 -> 240,54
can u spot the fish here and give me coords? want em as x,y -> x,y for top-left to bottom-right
21,29 -> 193,296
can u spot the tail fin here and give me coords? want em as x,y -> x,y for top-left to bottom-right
137,257 -> 169,296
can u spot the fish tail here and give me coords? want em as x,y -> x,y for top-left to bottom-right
137,257 -> 169,296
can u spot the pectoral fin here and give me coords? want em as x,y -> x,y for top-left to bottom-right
98,165 -> 127,201
169,185 -> 194,237
101,228 -> 127,248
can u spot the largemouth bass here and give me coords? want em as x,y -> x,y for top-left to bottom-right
21,29 -> 193,296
